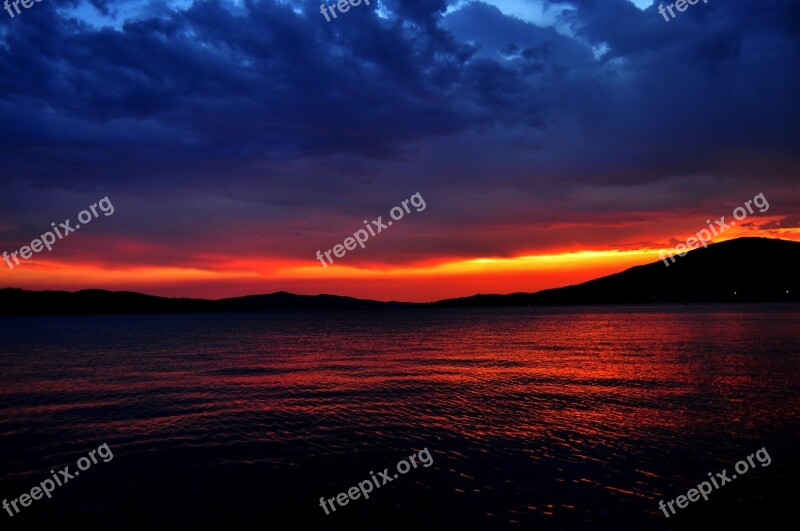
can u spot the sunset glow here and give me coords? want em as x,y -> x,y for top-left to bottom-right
2,0 -> 799,302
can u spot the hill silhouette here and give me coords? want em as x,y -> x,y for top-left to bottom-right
432,237 -> 800,306
1,237 -> 797,315
0,289 -> 411,316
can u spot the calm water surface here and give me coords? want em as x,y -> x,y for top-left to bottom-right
1,306 -> 798,529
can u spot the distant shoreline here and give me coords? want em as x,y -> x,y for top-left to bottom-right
2,238 -> 799,316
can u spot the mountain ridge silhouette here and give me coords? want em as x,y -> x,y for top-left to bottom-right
1,237 -> 798,315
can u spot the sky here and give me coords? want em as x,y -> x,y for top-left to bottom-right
1,0 -> 799,302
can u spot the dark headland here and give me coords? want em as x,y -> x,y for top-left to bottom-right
1,237 -> 798,316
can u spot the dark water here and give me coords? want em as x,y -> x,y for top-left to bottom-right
0,306 -> 798,530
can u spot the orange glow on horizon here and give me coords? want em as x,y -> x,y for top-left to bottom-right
3,227 -> 799,302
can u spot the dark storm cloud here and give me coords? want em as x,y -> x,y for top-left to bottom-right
1,0 -> 485,184
0,0 -> 798,266
543,0 -> 800,183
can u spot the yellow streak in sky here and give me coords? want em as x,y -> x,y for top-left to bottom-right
279,248 -> 665,278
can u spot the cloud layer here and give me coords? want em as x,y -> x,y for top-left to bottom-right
1,0 -> 799,297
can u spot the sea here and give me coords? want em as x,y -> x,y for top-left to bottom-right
1,305 -> 798,530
